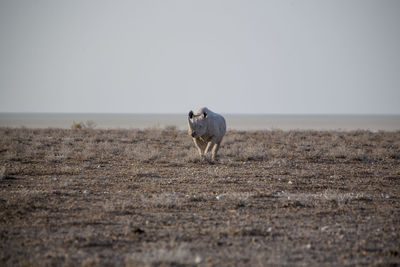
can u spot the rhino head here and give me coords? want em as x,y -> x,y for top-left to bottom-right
188,110 -> 208,138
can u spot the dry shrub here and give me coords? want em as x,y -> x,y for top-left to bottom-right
71,120 -> 96,130
126,243 -> 197,266
223,142 -> 268,161
0,165 -> 6,179
222,131 -> 269,162
142,192 -> 185,209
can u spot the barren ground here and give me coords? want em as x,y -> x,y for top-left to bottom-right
1,128 -> 399,266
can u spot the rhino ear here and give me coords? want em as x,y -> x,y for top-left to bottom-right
203,111 -> 207,118
189,110 -> 194,119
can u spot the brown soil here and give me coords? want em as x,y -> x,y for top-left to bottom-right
1,128 -> 399,266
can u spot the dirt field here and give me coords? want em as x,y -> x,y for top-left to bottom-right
1,127 -> 399,266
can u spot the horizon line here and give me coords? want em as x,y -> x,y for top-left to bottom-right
1,111 -> 400,116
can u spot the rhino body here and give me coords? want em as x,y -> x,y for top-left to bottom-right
187,107 -> 226,161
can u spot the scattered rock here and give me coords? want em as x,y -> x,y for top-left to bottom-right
132,227 -> 145,234
195,255 -> 203,264
216,194 -> 225,200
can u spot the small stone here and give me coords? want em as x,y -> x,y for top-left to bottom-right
195,255 -> 203,264
132,227 -> 145,234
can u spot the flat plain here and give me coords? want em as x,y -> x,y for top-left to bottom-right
1,127 -> 399,266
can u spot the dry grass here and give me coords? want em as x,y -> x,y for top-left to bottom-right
0,127 -> 399,266
2,128 -> 398,167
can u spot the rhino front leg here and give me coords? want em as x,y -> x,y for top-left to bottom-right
193,138 -> 207,159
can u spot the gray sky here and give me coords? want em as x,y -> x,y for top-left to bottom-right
1,0 -> 399,114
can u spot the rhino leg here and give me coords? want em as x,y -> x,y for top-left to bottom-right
193,138 -> 207,158
211,141 -> 221,161
205,140 -> 215,154
205,138 -> 220,161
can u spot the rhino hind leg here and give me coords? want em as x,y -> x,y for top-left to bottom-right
211,142 -> 221,161
205,138 -> 223,161
205,140 -> 215,154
